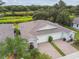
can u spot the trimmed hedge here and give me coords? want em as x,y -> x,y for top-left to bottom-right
48,36 -> 53,43
4,12 -> 33,16
51,42 -> 65,56
0,16 -> 32,23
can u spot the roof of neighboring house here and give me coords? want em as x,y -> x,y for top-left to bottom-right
0,24 -> 14,42
57,52 -> 79,59
73,17 -> 79,24
19,20 -> 74,40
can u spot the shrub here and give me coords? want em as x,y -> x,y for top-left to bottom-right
73,40 -> 79,45
48,36 -> 53,43
36,53 -> 51,59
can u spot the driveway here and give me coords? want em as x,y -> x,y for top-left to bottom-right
38,43 -> 62,59
54,40 -> 78,55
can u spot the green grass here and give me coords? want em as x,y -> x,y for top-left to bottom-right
64,26 -> 79,40
50,42 -> 65,56
0,16 -> 32,23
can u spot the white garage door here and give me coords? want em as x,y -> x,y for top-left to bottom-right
37,32 -> 63,43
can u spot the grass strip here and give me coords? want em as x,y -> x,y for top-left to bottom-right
51,42 -> 65,56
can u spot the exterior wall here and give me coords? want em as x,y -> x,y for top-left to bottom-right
28,31 -> 75,47
73,23 -> 79,30
36,32 -> 63,43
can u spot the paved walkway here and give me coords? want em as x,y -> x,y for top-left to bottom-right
57,52 -> 79,59
38,43 -> 62,59
54,40 -> 78,55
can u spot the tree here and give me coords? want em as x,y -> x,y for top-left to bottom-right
30,48 -> 40,59
0,37 -> 28,59
53,3 -> 59,9
58,0 -> 66,8
0,0 -> 6,15
56,9 -> 72,25
29,48 -> 51,59
75,5 -> 79,16
10,6 -> 17,15
33,10 -> 49,20
49,8 -> 59,22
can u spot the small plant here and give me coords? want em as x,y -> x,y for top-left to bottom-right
48,36 -> 53,43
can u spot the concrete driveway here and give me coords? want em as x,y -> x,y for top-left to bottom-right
38,43 -> 62,59
54,40 -> 78,55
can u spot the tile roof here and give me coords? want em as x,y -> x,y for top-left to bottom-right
0,24 -> 14,42
19,20 -> 74,40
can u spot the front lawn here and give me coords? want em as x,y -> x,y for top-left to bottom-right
0,16 -> 32,23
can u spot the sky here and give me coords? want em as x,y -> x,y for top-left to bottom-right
2,0 -> 79,6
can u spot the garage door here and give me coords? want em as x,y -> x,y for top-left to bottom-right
37,32 -> 63,43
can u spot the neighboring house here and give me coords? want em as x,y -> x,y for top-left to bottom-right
0,24 -> 14,42
19,20 -> 75,48
73,17 -> 79,30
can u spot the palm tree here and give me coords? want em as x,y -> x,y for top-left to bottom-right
0,37 -> 51,59
0,36 -> 28,59
30,48 -> 40,59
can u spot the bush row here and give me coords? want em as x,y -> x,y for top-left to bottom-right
4,13 -> 33,16
0,16 -> 32,23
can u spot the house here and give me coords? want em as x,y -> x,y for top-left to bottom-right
73,17 -> 79,30
19,20 -> 75,48
0,24 -> 14,42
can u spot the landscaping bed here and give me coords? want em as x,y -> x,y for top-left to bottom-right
72,40 -> 79,50
72,43 -> 79,50
51,42 -> 65,56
